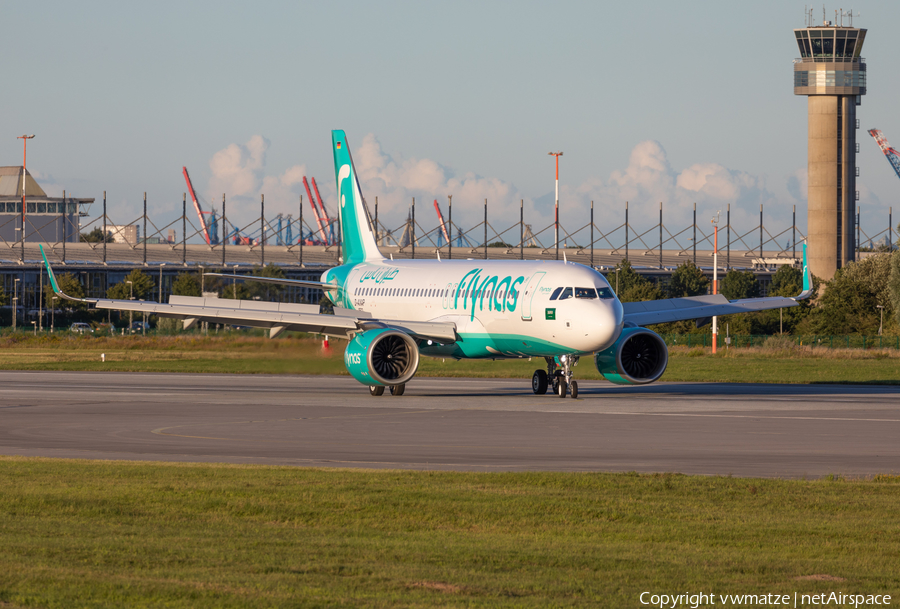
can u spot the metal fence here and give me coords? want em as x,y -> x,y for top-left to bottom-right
664,334 -> 900,349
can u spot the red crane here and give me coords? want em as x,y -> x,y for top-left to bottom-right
433,199 -> 450,245
182,167 -> 213,245
303,176 -> 328,244
868,129 -> 900,182
311,177 -> 334,245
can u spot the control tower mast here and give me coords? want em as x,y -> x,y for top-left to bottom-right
793,12 -> 866,280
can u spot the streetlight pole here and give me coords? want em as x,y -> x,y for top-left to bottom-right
548,151 -> 563,260
711,212 -> 720,354
13,278 -> 19,331
17,135 -> 34,264
126,280 -> 133,331
159,263 -> 166,303
877,305 -> 884,336
51,296 -> 57,333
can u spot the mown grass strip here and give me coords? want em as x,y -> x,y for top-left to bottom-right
0,458 -> 898,607
0,335 -> 897,383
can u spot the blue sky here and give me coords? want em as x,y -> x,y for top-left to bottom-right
3,1 -> 899,247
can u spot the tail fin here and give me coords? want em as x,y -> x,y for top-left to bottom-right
332,130 -> 382,263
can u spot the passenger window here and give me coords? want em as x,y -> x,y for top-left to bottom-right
549,287 -> 563,300
575,287 -> 597,299
597,287 -> 614,299
558,287 -> 573,300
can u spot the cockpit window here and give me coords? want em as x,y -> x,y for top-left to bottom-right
549,287 -> 563,301
596,287 -> 614,299
558,287 -> 573,300
574,287 -> 597,299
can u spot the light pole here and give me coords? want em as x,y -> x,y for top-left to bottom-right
13,278 -> 19,331
17,135 -> 34,264
51,296 -> 58,333
233,264 -> 239,299
159,263 -> 166,303
711,212 -> 720,354
126,280 -> 133,331
31,321 -> 36,336
877,305 -> 884,336
548,152 -> 563,260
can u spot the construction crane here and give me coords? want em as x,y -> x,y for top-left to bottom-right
182,167 -> 219,245
868,129 -> 900,181
302,176 -> 328,244
433,199 -> 450,246
311,178 -> 335,245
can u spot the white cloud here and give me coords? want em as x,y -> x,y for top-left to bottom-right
203,134 -> 798,249
206,135 -> 307,230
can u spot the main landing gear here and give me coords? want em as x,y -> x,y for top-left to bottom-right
369,384 -> 405,397
532,355 -> 579,399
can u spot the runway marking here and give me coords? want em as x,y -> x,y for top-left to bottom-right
584,412 -> 900,423
151,410 -> 438,442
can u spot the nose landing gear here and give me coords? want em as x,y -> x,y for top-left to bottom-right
532,355 -> 579,398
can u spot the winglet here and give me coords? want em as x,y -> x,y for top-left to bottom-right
39,244 -> 61,294
792,242 -> 814,301
39,244 -> 92,303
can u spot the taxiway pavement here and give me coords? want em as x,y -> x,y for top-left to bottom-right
0,371 -> 898,478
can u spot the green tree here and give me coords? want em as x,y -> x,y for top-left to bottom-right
80,227 -> 114,243
44,273 -> 88,311
606,260 -> 663,303
107,269 -> 155,300
667,260 -> 709,298
246,264 -> 287,301
171,272 -> 202,297
720,270 -> 760,300
798,253 -> 893,335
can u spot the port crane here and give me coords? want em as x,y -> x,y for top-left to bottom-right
182,167 -> 219,245
868,129 -> 900,181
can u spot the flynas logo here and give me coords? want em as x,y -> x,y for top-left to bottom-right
359,268 -> 399,284
450,268 -> 526,320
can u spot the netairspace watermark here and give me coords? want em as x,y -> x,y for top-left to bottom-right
639,592 -> 892,608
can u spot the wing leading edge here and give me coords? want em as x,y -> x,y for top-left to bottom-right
39,245 -> 457,343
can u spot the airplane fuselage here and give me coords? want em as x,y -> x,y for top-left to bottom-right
323,258 -> 624,360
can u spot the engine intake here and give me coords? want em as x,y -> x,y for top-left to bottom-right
344,328 -> 420,386
594,327 -> 668,385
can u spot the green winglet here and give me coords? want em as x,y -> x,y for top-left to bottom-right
793,241 -> 813,301
39,244 -> 62,295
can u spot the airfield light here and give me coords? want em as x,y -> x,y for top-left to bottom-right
548,152 -> 563,260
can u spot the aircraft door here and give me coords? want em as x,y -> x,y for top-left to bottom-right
520,272 -> 546,321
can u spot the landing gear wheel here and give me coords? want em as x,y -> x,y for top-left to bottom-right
570,380 -> 578,399
557,378 -> 568,398
369,385 -> 385,397
390,383 -> 406,396
532,370 -> 548,395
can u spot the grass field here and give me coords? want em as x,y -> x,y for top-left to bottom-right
0,333 -> 897,384
0,457 -> 897,607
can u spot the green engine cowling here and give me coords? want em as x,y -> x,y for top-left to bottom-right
344,328 -> 420,386
594,327 -> 668,385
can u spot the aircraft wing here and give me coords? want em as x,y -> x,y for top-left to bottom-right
39,246 -> 457,343
623,243 -> 813,327
623,294 -> 798,327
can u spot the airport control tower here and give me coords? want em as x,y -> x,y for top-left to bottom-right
793,18 -> 866,280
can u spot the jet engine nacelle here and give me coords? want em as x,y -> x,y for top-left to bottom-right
344,328 -> 420,386
594,327 -> 668,385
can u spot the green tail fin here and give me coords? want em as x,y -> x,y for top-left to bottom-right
332,130 -> 382,264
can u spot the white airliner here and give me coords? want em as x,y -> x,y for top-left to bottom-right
41,130 -> 812,398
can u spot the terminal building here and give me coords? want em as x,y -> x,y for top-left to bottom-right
0,166 -> 91,243
793,21 -> 867,279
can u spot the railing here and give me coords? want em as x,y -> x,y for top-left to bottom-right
664,334 -> 900,350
